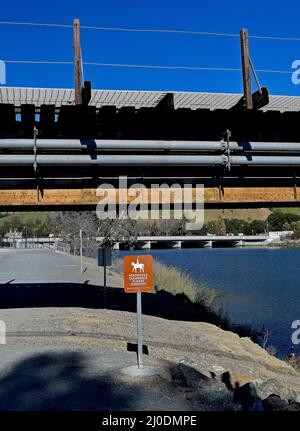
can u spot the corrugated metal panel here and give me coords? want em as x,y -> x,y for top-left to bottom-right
261,95 -> 300,112
1,86 -> 300,111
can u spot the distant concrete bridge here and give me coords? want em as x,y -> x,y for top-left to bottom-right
111,235 -> 269,249
1,234 -> 269,250
0,237 -> 59,247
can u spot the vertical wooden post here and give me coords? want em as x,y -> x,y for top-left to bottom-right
240,28 -> 253,109
73,18 -> 82,105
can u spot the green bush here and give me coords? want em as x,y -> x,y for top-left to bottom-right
268,211 -> 300,231
292,230 -> 300,240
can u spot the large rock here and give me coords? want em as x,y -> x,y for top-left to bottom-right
232,382 -> 264,411
263,395 -> 300,411
256,378 -> 300,402
221,370 -> 261,390
171,362 -> 235,411
171,362 -> 211,388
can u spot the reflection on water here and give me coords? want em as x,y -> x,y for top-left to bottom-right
117,248 -> 300,357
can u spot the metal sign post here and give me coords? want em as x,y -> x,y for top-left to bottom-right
136,291 -> 143,368
98,247 -> 112,307
103,257 -> 107,306
79,229 -> 83,274
123,255 -> 154,371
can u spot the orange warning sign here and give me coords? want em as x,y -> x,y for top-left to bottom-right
124,255 -> 154,293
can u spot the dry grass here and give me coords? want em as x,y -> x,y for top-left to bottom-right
0,211 -> 50,227
112,257 -> 262,342
113,257 -> 124,276
204,208 -> 271,222
152,260 -> 218,307
287,356 -> 300,371
112,257 -> 218,308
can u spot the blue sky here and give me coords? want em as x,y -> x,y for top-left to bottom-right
1,0 -> 300,95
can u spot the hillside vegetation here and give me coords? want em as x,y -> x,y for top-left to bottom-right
2,208 -> 300,238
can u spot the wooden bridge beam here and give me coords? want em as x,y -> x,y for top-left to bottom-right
0,186 -> 299,208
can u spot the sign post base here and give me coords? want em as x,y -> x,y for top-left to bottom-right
120,365 -> 161,377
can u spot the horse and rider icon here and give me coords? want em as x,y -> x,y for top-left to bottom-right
124,255 -> 153,293
131,257 -> 145,273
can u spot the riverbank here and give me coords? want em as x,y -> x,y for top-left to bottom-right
3,306 -> 300,408
268,239 -> 300,248
1,248 -> 300,410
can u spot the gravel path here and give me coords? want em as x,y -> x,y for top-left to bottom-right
0,249 -> 204,410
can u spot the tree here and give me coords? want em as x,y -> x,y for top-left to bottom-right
97,217 -> 138,248
52,212 -> 139,253
268,211 -> 300,231
9,215 -> 22,232
250,220 -> 266,234
290,221 -> 300,231
214,217 -> 227,235
53,211 -> 98,255
0,224 -> 7,237
292,229 -> 300,240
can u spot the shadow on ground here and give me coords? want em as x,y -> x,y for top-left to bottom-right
0,351 -> 139,411
0,282 -> 222,324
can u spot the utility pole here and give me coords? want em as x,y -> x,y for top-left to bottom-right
240,28 -> 253,109
73,18 -> 82,105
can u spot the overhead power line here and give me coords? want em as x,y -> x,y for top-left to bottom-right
85,62 -> 241,71
4,60 -> 72,64
249,35 -> 300,41
0,21 -> 72,28
81,27 -> 300,41
1,20 -> 300,41
80,26 -> 240,38
2,59 -> 293,74
85,62 -> 293,74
